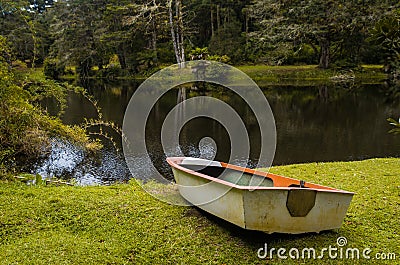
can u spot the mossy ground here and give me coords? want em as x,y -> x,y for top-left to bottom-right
0,158 -> 399,264
237,65 -> 387,86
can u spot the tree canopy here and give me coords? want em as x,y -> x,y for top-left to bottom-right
0,0 -> 398,76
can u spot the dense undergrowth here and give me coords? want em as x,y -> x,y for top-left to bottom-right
0,36 -> 97,176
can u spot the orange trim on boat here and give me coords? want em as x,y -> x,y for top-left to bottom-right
166,157 -> 353,194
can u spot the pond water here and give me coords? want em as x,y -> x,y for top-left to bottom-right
34,79 -> 400,184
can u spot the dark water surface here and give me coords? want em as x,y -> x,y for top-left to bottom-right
35,80 -> 400,184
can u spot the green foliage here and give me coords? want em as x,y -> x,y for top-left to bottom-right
136,50 -> 158,72
369,13 -> 400,55
285,44 -> 318,65
207,54 -> 231,64
106,54 -> 121,68
0,1 -> 53,67
189,47 -> 209,60
209,17 -> 245,63
249,0 -> 398,68
1,0 -> 399,76
45,0 -> 109,77
0,36 -> 96,172
388,118 -> 400,134
43,58 -> 64,79
0,76 -> 92,170
155,43 -> 176,65
95,54 -> 126,80
95,66 -> 125,80
369,11 -> 400,79
0,35 -> 13,67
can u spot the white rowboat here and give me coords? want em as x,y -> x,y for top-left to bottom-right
167,157 -> 354,234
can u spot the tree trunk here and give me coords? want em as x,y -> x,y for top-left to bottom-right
151,0 -> 158,53
168,0 -> 185,68
151,19 -> 157,51
78,60 -> 91,78
224,8 -> 229,27
117,49 -> 127,70
210,4 -> 215,37
151,19 -> 158,64
309,42 -> 319,62
167,0 -> 186,103
245,8 -> 249,46
319,38 -> 330,69
177,0 -> 185,67
168,0 -> 181,65
216,5 -> 220,32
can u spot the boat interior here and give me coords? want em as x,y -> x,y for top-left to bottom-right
173,157 -> 337,191
180,164 -> 275,187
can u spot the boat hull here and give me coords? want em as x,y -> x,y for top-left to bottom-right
168,157 -> 354,234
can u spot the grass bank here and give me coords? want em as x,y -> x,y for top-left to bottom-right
237,65 -> 387,86
61,64 -> 388,85
1,158 -> 399,264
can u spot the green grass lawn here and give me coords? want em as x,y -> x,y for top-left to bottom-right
1,158 -> 399,264
60,64 -> 388,85
236,65 -> 387,86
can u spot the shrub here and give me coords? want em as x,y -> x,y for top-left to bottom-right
1,51 -> 96,172
43,58 -> 65,79
285,44 -> 318,65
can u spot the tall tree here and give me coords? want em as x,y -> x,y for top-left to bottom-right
113,0 -> 170,70
207,0 -> 250,62
46,0 -> 108,77
101,1 -> 144,71
369,10 -> 400,77
249,0 -> 398,68
0,0 -> 54,67
168,0 -> 186,67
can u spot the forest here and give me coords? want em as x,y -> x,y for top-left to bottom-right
0,0 -> 399,79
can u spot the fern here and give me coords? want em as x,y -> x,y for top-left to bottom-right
388,118 -> 400,134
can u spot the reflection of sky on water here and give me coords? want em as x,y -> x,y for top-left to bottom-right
35,81 -> 400,185
33,139 -> 130,185
33,138 -> 257,185
35,140 -> 84,179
